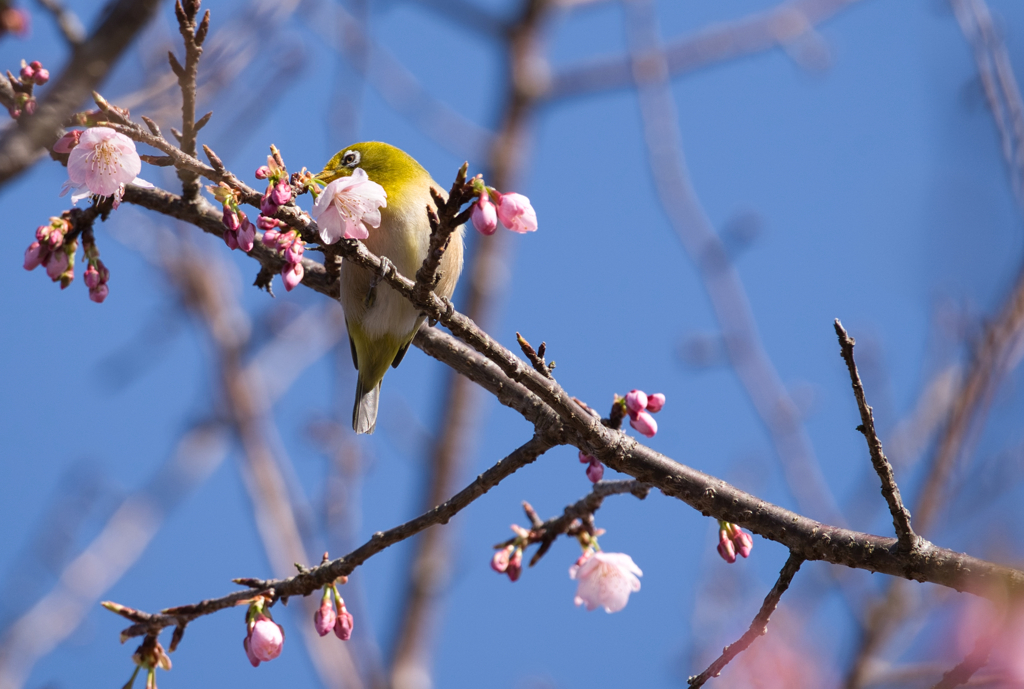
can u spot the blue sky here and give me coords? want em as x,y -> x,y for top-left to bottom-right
3,1 -> 1024,687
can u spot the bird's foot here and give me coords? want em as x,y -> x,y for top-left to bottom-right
364,256 -> 396,309
428,296 -> 455,327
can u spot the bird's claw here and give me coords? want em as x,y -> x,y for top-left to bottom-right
364,257 -> 396,309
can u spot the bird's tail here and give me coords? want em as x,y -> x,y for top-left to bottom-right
352,375 -> 381,435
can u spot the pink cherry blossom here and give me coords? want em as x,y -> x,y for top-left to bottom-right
314,597 -> 336,637
629,409 -> 658,437
625,389 -> 648,415
311,168 -> 388,244
646,393 -> 666,413
569,552 -> 642,613
246,615 -> 284,664
334,605 -> 354,641
471,194 -> 497,235
62,127 -> 150,204
282,261 -> 304,292
496,192 -> 538,233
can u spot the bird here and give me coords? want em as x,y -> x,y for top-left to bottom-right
317,142 -> 465,435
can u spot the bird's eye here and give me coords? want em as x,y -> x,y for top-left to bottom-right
342,150 -> 360,167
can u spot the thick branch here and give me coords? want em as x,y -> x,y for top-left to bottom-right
834,319 -> 917,551
687,552 -> 805,687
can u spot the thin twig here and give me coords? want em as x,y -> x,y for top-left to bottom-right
494,480 -> 651,566
931,632 -> 992,689
687,551 -> 805,687
110,434 -> 561,640
834,319 -> 917,551
171,0 -> 210,202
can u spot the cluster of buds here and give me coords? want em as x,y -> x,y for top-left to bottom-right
716,521 -> 754,563
208,182 -> 255,252
469,176 -> 538,235
243,597 -> 284,667
81,232 -> 110,303
491,524 -> 528,582
569,531 -> 643,613
313,581 -> 354,641
624,389 -> 665,438
578,450 -> 604,483
123,635 -> 172,689
24,216 -> 76,288
256,155 -> 293,218
7,59 -> 48,119
261,226 -> 304,291
20,60 -> 48,85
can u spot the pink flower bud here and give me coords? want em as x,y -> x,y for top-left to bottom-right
246,615 -> 284,663
285,240 -> 303,265
89,284 -> 109,303
629,409 -> 658,438
23,242 -> 42,270
579,450 -> 597,464
257,214 -> 279,230
24,98 -> 35,116
45,250 -> 68,281
53,130 -> 81,154
585,460 -> 604,483
496,192 -> 538,233
717,530 -> 737,564
84,264 -> 100,289
260,194 -> 279,217
733,529 -> 753,559
9,107 -> 20,120
334,606 -> 354,641
33,68 -> 48,85
646,393 -> 665,413
237,217 -> 256,253
271,179 -> 291,206
625,389 -> 648,415
314,597 -> 337,637
222,206 -> 240,231
471,194 -> 498,235
506,548 -> 523,582
255,165 -> 270,179
282,261 -> 304,291
491,546 -> 512,573
223,229 -> 239,251
19,64 -> 34,81
243,637 -> 261,667
261,228 -> 281,248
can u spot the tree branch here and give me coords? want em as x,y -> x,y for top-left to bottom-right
0,0 -> 164,186
687,552 -> 805,687
834,319 -> 917,551
109,433 -> 561,640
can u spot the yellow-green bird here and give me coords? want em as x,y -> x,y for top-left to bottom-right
316,142 -> 465,435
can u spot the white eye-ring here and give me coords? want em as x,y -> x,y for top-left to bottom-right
342,150 -> 360,167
